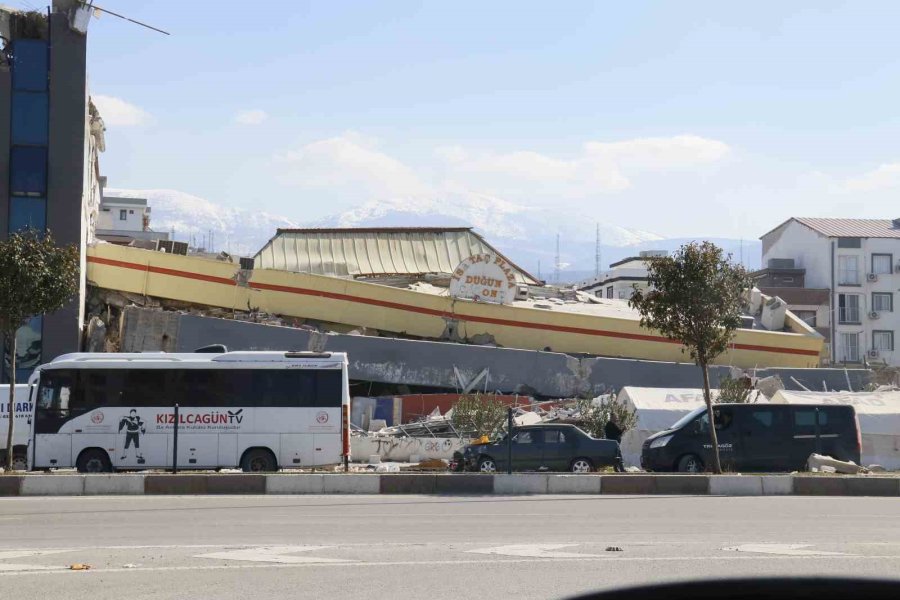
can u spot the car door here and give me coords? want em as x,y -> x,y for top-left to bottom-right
539,428 -> 572,471
738,407 -> 788,471
510,429 -> 543,471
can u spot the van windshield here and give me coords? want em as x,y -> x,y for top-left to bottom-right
668,406 -> 707,431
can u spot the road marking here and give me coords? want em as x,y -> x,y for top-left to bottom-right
3,553 -> 900,577
724,544 -> 851,557
196,545 -> 350,564
467,544 -> 604,559
0,550 -> 71,572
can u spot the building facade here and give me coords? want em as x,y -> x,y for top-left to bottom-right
576,250 -> 666,299
0,2 -> 100,380
95,191 -> 168,245
761,217 -> 900,366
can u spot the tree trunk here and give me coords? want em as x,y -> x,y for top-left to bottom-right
5,333 -> 15,472
701,361 -> 722,474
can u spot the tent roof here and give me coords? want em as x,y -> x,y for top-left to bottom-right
619,387 -> 720,432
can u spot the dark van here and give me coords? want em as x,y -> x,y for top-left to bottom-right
641,403 -> 861,472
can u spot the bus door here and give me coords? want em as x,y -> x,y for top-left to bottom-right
33,371 -> 74,468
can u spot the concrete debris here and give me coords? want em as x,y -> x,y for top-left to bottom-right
868,464 -> 887,472
806,453 -> 868,475
375,463 -> 400,473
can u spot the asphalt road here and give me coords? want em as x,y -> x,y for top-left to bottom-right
1,494 -> 899,600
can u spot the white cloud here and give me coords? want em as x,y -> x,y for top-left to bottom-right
234,109 -> 268,125
91,95 -> 151,126
276,132 -> 430,198
583,135 -> 730,168
437,134 -> 728,195
837,162 -> 900,193
273,132 -> 729,207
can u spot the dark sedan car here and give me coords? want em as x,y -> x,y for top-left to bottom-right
455,424 -> 623,473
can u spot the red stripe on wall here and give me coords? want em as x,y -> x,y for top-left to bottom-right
87,255 -> 821,358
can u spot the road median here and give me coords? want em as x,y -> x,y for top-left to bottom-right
0,473 -> 896,497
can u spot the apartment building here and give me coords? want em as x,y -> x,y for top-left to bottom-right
576,250 -> 666,299
761,217 -> 900,366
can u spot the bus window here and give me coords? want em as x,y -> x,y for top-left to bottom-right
317,370 -> 342,407
122,369 -> 173,407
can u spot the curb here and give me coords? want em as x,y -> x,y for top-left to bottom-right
0,473 -> 897,497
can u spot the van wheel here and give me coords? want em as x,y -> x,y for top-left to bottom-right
76,449 -> 112,473
570,458 -> 594,473
241,448 -> 277,473
677,454 -> 704,473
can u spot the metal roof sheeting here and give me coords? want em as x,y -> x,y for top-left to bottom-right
253,227 -> 540,284
793,217 -> 900,239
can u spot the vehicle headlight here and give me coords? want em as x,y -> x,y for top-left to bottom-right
649,434 -> 673,449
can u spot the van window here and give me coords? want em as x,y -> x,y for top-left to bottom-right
793,408 -> 834,435
751,409 -> 774,428
712,407 -> 733,430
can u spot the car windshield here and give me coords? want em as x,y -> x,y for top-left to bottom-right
668,406 -> 707,431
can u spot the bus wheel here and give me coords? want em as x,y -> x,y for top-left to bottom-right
241,448 -> 277,473
76,449 -> 112,473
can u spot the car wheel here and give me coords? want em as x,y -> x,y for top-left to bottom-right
76,449 -> 112,473
478,457 -> 497,473
241,448 -> 278,473
677,454 -> 704,473
570,458 -> 594,473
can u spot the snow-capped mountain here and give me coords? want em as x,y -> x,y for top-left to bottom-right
113,188 -> 759,274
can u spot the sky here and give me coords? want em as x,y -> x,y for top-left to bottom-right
69,0 -> 900,239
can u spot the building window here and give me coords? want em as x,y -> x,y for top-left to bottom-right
838,294 -> 861,323
9,197 -> 47,232
119,209 -> 128,221
9,146 -> 48,196
872,292 -> 893,313
838,255 -> 859,285
838,237 -> 862,248
11,91 -> 49,145
873,330 -> 894,352
794,310 -> 817,327
872,254 -> 893,275
606,287 -> 613,299
781,277 -> 794,283
839,332 -> 860,363
129,209 -> 134,214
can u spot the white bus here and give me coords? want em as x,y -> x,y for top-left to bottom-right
1,384 -> 33,470
26,350 -> 350,473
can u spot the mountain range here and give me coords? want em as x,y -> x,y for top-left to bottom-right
105,188 -> 762,279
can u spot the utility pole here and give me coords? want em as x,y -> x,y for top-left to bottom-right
554,233 -> 561,285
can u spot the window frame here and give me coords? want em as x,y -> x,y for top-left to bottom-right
872,292 -> 893,313
838,255 -> 860,285
838,293 -> 861,324
872,253 -> 893,275
873,330 -> 894,352
119,209 -> 128,221
839,332 -> 860,362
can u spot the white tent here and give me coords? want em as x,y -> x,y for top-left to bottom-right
770,390 -> 900,470
618,387 -> 720,468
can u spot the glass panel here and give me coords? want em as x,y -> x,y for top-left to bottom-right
874,332 -> 893,351
2,316 -> 42,383
11,39 -> 48,91
751,410 -> 774,428
11,91 -> 49,145
873,254 -> 892,275
10,146 -> 48,196
9,196 -> 47,232
873,293 -> 892,312
514,431 -> 534,444
838,256 -> 859,285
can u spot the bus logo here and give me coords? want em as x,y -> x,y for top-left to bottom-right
316,411 -> 329,424
91,412 -> 104,424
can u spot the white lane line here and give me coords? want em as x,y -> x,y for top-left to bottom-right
196,545 -> 349,564
2,553 -> 900,576
467,544 -> 605,558
0,550 -> 72,572
724,544 -> 852,557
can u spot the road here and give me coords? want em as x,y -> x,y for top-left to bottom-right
1,494 -> 899,600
